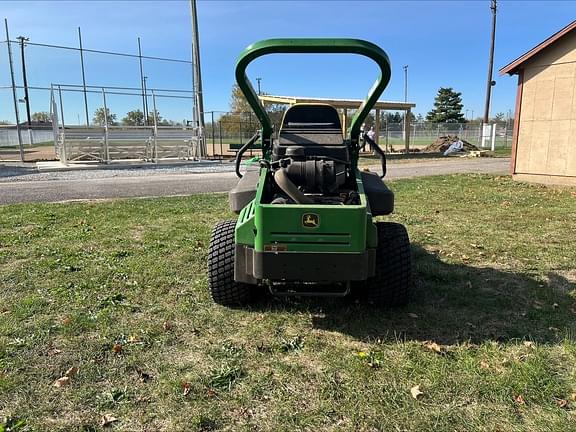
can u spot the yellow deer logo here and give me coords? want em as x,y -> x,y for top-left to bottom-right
302,213 -> 319,228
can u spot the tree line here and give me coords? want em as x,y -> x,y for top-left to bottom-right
216,84 -> 510,138
2,87 -> 510,128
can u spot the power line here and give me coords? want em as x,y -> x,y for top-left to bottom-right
6,39 -> 193,64
0,84 -> 194,99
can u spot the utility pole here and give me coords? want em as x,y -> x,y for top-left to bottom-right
137,37 -> 147,126
5,19 -> 23,160
256,77 -> 262,95
78,27 -> 89,126
403,65 -> 408,102
483,0 -> 497,123
403,65 -> 409,146
190,0 -> 206,156
16,36 -> 32,126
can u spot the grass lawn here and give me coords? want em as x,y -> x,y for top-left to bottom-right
1,175 -> 575,431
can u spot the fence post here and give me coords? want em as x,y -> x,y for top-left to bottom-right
491,123 -> 496,151
49,86 -> 60,161
151,90 -> 158,162
404,109 -> 411,154
218,118 -> 223,159
58,85 -> 67,164
385,119 -> 389,153
102,88 -> 109,163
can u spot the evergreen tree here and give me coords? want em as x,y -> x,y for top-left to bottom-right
426,87 -> 465,123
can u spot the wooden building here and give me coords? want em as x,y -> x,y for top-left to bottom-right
500,20 -> 576,186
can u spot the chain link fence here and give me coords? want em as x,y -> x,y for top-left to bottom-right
378,121 -> 514,152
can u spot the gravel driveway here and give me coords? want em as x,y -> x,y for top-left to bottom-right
0,158 -> 510,205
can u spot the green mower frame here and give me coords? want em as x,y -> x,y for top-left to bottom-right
208,38 -> 411,306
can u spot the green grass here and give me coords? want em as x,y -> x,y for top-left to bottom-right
1,175 -> 575,431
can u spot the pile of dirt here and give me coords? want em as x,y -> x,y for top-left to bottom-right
421,135 -> 479,154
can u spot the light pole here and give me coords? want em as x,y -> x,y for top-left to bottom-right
190,0 -> 206,156
256,77 -> 262,95
403,65 -> 408,102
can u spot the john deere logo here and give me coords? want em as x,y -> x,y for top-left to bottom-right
302,213 -> 319,228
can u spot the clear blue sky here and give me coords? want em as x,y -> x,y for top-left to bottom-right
1,0 -> 575,124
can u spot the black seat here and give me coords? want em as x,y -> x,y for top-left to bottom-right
273,104 -> 349,162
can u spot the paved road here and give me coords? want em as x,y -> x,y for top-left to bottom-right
0,158 -> 510,205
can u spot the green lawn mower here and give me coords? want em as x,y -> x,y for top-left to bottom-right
208,38 -> 411,306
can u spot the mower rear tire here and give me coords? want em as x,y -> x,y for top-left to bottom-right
208,220 -> 253,306
362,222 -> 411,306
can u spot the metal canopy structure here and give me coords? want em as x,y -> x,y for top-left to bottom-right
259,94 -> 416,152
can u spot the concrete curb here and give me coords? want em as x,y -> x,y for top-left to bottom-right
35,159 -> 228,173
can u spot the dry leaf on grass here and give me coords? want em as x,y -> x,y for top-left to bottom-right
112,343 -> 123,353
410,385 -> 424,400
53,366 -> 79,387
555,398 -> 568,409
53,376 -> 70,387
422,341 -> 445,355
101,414 -> 118,427
480,361 -> 490,370
523,341 -> 535,349
514,394 -> 526,405
162,320 -> 173,331
64,366 -> 78,378
182,382 -> 191,396
46,347 -> 62,356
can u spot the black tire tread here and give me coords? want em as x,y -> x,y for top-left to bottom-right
208,220 -> 252,306
364,222 -> 411,306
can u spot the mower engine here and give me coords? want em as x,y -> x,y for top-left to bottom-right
277,151 -> 346,194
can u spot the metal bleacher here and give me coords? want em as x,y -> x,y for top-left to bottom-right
57,125 -> 199,164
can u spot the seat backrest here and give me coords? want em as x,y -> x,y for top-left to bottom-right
274,104 -> 348,161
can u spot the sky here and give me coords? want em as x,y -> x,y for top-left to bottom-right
1,0 -> 576,124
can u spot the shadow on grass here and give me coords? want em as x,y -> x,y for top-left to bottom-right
255,245 -> 575,345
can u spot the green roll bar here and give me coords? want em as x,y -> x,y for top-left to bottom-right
235,38 -> 392,152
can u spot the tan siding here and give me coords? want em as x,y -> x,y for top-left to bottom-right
515,34 -> 576,178
515,121 -> 532,173
567,119 -> 576,174
546,119 -> 570,175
